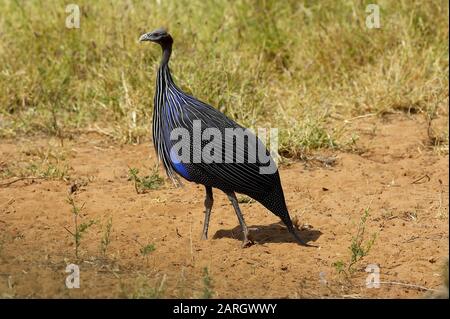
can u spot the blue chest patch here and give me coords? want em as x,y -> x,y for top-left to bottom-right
162,93 -> 190,180
170,148 -> 190,179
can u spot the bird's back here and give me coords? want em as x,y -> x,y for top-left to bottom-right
152,64 -> 291,221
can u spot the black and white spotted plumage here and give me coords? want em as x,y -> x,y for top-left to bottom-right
141,28 -> 312,246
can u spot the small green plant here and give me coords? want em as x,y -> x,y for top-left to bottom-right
332,260 -> 346,274
140,243 -> 156,256
333,207 -> 377,274
133,238 -> 156,263
348,208 -> 377,271
201,267 -> 214,299
40,163 -> 69,180
100,216 -> 113,257
1,159 -> 70,181
128,166 -> 164,194
64,196 -> 95,259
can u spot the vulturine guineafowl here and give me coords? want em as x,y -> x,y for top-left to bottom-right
139,28 -> 315,247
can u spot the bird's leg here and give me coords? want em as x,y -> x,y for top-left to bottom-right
201,186 -> 214,240
225,191 -> 254,248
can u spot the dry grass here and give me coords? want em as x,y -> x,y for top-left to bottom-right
0,0 -> 447,156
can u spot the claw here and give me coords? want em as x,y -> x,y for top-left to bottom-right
241,238 -> 254,248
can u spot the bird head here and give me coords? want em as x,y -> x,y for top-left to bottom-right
139,28 -> 173,46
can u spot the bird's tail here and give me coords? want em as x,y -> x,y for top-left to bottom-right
255,188 -> 317,247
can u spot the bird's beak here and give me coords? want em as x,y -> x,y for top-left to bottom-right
139,33 -> 151,42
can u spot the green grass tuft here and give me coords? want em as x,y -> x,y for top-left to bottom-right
201,267 -> 214,299
333,207 -> 377,274
128,166 -> 164,193
140,243 -> 156,257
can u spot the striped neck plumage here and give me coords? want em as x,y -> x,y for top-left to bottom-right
154,42 -> 181,186
160,43 -> 172,67
157,43 -> 176,90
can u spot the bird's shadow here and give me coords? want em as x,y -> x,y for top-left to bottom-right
213,223 -> 322,245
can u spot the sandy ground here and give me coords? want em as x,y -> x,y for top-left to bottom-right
0,114 -> 448,298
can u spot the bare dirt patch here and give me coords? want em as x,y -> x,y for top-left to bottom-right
0,114 -> 448,298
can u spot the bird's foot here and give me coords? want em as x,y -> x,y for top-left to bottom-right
200,233 -> 208,240
241,236 -> 254,248
241,239 -> 254,248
